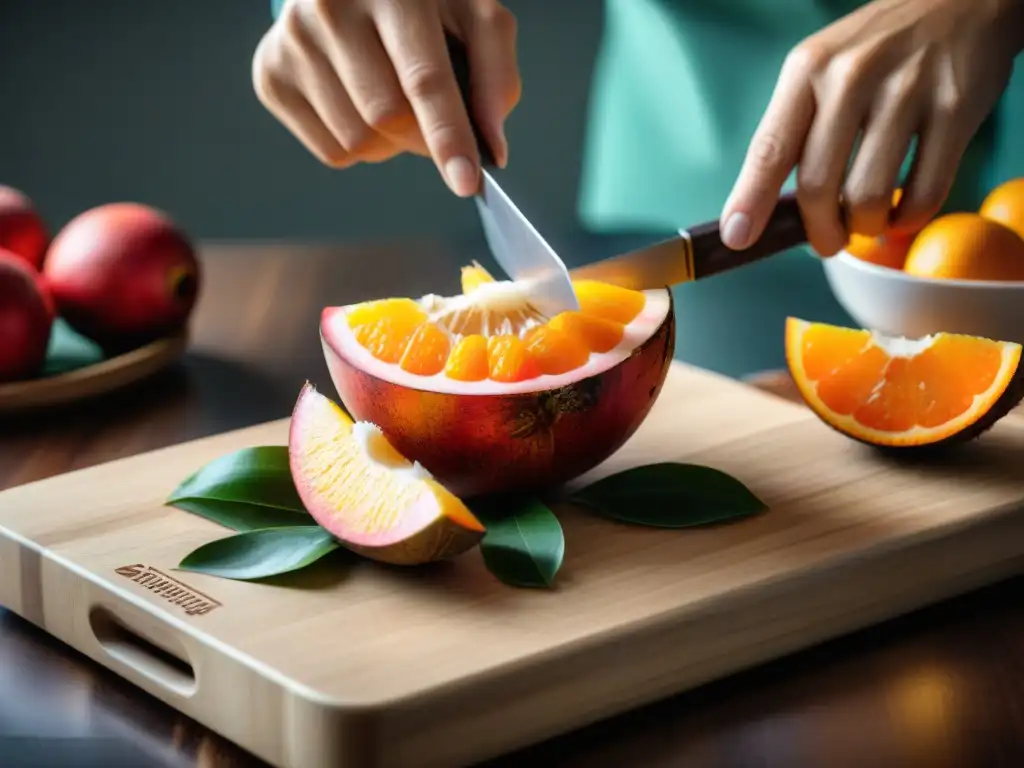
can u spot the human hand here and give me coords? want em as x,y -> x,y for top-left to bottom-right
719,0 -> 1024,257
251,0 -> 521,196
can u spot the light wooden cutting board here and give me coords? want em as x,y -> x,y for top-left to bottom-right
3,361 -> 1024,768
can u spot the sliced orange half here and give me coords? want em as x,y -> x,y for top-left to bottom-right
785,317 -> 1024,447
288,382 -> 485,565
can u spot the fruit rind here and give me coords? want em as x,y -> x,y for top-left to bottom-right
321,289 -> 675,497
785,317 -> 1024,450
321,287 -> 672,396
287,382 -> 485,565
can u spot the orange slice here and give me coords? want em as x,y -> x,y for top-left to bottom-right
785,317 -> 1024,447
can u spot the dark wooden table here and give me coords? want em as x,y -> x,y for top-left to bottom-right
2,243 -> 1024,768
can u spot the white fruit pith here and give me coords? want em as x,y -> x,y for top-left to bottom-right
322,281 -> 672,396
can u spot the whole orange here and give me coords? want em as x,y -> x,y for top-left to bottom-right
903,213 -> 1024,281
845,231 -> 914,270
843,187 -> 916,270
979,177 -> 1024,240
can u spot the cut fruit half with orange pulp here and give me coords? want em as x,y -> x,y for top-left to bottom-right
785,317 -> 1024,448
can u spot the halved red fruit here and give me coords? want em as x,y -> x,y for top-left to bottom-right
320,264 -> 675,496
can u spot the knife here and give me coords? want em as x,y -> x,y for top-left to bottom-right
444,33 -> 808,298
445,33 -> 580,318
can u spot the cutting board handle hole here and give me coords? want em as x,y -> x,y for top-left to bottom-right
88,606 -> 197,697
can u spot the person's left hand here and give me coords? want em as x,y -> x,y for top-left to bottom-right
719,0 -> 1024,257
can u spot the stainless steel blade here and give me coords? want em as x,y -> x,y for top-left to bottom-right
566,234 -> 695,291
474,170 -> 579,318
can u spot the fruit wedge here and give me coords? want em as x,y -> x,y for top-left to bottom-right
319,264 -> 674,496
288,382 -> 485,565
785,317 -> 1024,447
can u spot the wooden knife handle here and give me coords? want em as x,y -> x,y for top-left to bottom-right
685,193 -> 808,279
445,31 -> 499,169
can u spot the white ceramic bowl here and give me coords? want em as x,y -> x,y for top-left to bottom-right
821,251 -> 1024,344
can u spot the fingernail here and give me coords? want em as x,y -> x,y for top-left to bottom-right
722,211 -> 752,250
445,156 -> 478,196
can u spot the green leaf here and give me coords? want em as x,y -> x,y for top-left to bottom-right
168,446 -> 305,512
569,462 -> 767,528
177,526 -> 340,581
43,317 -> 105,375
475,499 -> 564,589
169,498 -> 315,532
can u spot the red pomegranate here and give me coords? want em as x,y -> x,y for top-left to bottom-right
0,248 -> 55,383
43,203 -> 200,353
0,186 -> 49,271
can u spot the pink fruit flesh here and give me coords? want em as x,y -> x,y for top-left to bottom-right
287,382 -> 485,562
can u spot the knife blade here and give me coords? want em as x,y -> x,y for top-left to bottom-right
567,193 -> 808,290
445,33 -> 580,318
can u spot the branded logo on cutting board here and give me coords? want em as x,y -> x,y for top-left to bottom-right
114,564 -> 222,616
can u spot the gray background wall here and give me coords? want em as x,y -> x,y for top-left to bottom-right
0,0 -> 859,378
0,0 -> 602,244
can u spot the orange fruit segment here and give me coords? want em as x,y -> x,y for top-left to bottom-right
902,213 -> 1024,281
979,177 -> 1024,241
444,334 -> 489,381
399,322 -> 450,376
573,280 -> 646,324
487,334 -> 541,382
548,311 -> 624,353
460,261 -> 496,294
785,317 -> 1023,447
523,325 -> 591,375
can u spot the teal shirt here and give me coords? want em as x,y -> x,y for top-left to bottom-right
576,0 -> 1024,375
579,0 -> 1024,230
269,0 -> 1024,375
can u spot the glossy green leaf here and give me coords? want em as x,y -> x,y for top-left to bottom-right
167,446 -> 305,512
169,498 -> 314,532
475,499 -> 564,589
177,526 -> 340,581
569,462 -> 767,528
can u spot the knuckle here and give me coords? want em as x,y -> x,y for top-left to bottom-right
337,124 -> 379,156
400,61 -> 450,101
360,96 -> 413,133
826,51 -> 870,90
783,40 -> 830,80
796,167 -> 830,200
747,130 -> 788,173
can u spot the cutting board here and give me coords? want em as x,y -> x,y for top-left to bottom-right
3,361 -> 1024,768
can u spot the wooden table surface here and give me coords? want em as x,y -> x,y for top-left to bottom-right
2,243 -> 1024,768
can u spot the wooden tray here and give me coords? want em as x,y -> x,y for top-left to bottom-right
3,362 -> 1024,768
0,329 -> 189,414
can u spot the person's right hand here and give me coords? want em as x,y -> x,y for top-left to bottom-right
251,0 -> 521,197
